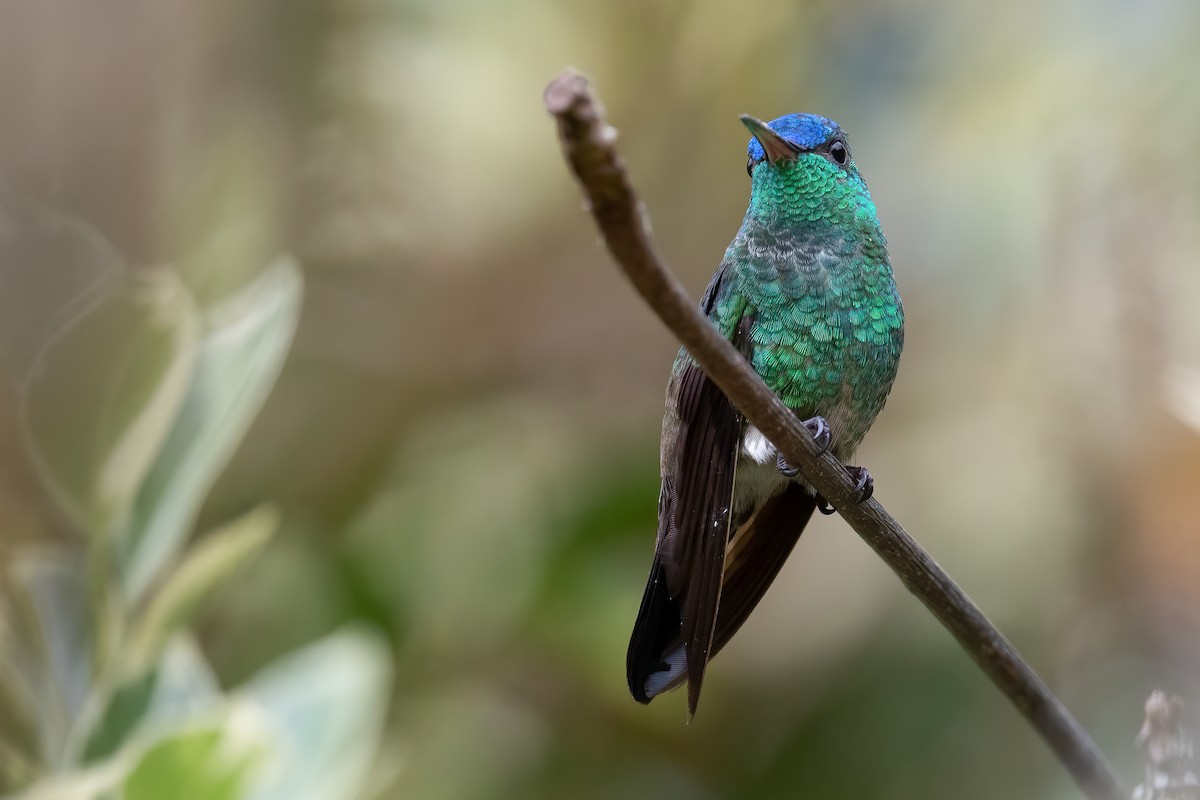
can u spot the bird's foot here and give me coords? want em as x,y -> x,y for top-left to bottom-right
776,451 -> 800,478
774,416 -> 831,478
804,416 -> 832,455
815,466 -> 874,516
849,466 -> 874,503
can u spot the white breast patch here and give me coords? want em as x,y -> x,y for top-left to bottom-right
741,425 -> 776,464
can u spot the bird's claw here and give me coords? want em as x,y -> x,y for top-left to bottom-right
814,466 -> 874,516
803,416 -> 832,455
848,466 -> 874,503
776,452 -> 801,478
774,416 -> 831,479
816,494 -> 836,515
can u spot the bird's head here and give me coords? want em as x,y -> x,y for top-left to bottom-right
740,113 -> 877,229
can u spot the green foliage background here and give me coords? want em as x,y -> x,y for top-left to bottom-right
2,1 -> 1200,798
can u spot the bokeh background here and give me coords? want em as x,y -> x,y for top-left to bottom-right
3,1 -> 1200,798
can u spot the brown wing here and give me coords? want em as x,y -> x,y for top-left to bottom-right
710,481 -> 817,657
625,358 -> 742,714
627,266 -> 744,716
670,359 -> 741,714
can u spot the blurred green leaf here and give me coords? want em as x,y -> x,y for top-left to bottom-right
126,506 -> 280,673
25,637 -> 238,797
0,606 -> 41,786
123,725 -> 258,800
6,766 -> 125,800
240,627 -> 391,800
79,671 -> 157,767
7,551 -> 91,770
21,274 -> 200,538
0,199 -> 123,380
79,635 -> 221,767
10,711 -> 262,800
120,257 -> 302,603
81,634 -> 224,766
139,636 -> 221,725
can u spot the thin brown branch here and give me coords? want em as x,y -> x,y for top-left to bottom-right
544,70 -> 1126,800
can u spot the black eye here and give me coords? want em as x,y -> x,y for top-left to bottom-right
828,140 -> 848,166
746,157 -> 756,177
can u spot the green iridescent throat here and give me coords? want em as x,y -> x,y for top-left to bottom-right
748,154 -> 879,229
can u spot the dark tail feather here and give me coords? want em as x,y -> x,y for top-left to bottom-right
626,557 -> 684,704
711,483 -> 817,657
627,484 -> 818,708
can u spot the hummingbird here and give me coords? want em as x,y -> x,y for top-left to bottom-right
626,113 -> 904,716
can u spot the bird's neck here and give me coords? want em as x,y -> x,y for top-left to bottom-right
745,157 -> 881,239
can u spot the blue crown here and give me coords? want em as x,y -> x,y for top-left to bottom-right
747,114 -> 840,160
